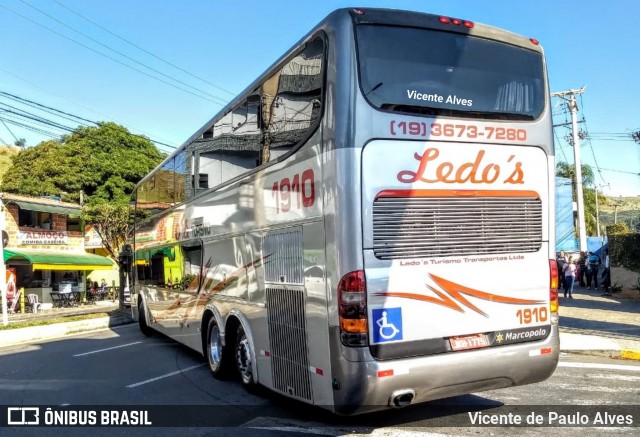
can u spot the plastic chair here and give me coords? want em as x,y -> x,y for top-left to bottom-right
27,294 -> 42,313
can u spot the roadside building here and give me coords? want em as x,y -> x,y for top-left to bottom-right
84,224 -> 120,291
556,177 -> 578,253
1,193 -> 116,309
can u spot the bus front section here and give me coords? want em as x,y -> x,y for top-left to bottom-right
332,9 -> 559,414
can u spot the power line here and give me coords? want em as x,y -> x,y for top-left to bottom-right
0,116 -> 62,139
0,105 -> 77,133
553,126 -> 569,163
578,93 -> 607,185
49,0 -> 237,97
598,167 -> 639,176
18,0 -> 229,106
0,2 -> 227,106
0,118 -> 19,142
589,132 -> 635,137
0,66 -> 176,147
0,92 -> 177,151
1,92 -> 97,127
1,112 -> 175,154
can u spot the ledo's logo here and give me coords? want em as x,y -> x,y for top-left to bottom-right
397,148 -> 524,185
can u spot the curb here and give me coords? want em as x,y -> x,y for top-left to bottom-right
559,331 -> 640,362
0,315 -> 134,348
620,350 -> 640,361
561,349 -> 640,361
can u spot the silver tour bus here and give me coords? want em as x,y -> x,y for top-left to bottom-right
131,8 -> 559,415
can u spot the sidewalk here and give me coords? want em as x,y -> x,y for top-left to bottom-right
1,287 -> 639,361
0,300 -> 133,348
558,283 -> 640,361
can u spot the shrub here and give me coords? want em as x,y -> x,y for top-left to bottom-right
606,222 -> 629,235
608,232 -> 640,274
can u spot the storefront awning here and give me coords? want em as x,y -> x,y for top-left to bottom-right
3,249 -> 115,270
6,199 -> 81,215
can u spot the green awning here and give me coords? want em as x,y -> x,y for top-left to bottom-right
3,249 -> 115,270
136,246 -> 175,262
6,199 -> 81,215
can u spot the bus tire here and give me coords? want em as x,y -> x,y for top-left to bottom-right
138,302 -> 154,337
206,318 -> 233,379
235,325 -> 258,391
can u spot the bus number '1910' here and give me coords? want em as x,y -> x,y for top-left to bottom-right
516,307 -> 548,325
271,169 -> 315,213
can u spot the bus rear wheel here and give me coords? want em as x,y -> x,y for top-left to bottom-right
206,318 -> 233,379
236,325 -> 258,391
138,301 -> 153,337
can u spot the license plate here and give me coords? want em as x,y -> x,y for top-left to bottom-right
449,334 -> 490,351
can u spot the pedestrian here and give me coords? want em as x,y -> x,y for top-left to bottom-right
556,251 -> 568,293
601,249 -> 612,296
562,256 -> 576,298
577,251 -> 587,287
586,251 -> 601,290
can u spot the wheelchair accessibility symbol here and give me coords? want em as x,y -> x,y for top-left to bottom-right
372,307 -> 403,343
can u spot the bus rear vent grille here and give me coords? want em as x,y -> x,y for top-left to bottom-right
373,196 -> 542,259
263,230 -> 304,284
266,287 -> 312,401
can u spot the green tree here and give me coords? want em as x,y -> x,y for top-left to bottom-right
80,203 -> 133,261
556,162 -> 594,188
0,122 -> 165,204
555,162 -> 604,236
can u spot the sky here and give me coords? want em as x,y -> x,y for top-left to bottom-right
1,0 -> 639,197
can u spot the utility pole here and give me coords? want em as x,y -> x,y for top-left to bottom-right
551,87 -> 587,252
594,183 -> 609,238
613,197 -> 623,223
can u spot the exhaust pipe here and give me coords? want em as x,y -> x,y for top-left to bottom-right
389,389 -> 415,408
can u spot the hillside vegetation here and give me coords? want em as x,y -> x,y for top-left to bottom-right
0,145 -> 20,185
599,196 -> 640,231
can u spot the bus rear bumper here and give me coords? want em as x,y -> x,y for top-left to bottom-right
330,325 -> 560,415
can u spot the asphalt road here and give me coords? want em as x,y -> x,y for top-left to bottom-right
0,324 -> 638,436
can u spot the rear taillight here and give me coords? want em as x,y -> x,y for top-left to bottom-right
338,270 -> 367,346
549,259 -> 559,314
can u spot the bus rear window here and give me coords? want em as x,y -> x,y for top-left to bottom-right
355,25 -> 545,120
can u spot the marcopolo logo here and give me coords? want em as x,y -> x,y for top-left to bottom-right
494,326 -> 550,346
505,327 -> 548,341
7,407 -> 40,425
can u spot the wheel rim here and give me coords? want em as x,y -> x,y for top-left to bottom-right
236,336 -> 252,382
209,325 -> 222,368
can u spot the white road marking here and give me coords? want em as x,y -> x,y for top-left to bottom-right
584,373 -> 640,382
126,363 -> 206,388
558,361 -> 640,372
73,341 -> 142,357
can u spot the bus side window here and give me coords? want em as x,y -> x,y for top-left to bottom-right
174,149 -> 190,202
137,175 -> 159,214
266,37 -> 324,162
193,93 -> 262,191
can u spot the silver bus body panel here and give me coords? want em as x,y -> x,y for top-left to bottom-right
327,324 -> 559,415
131,8 -> 558,414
